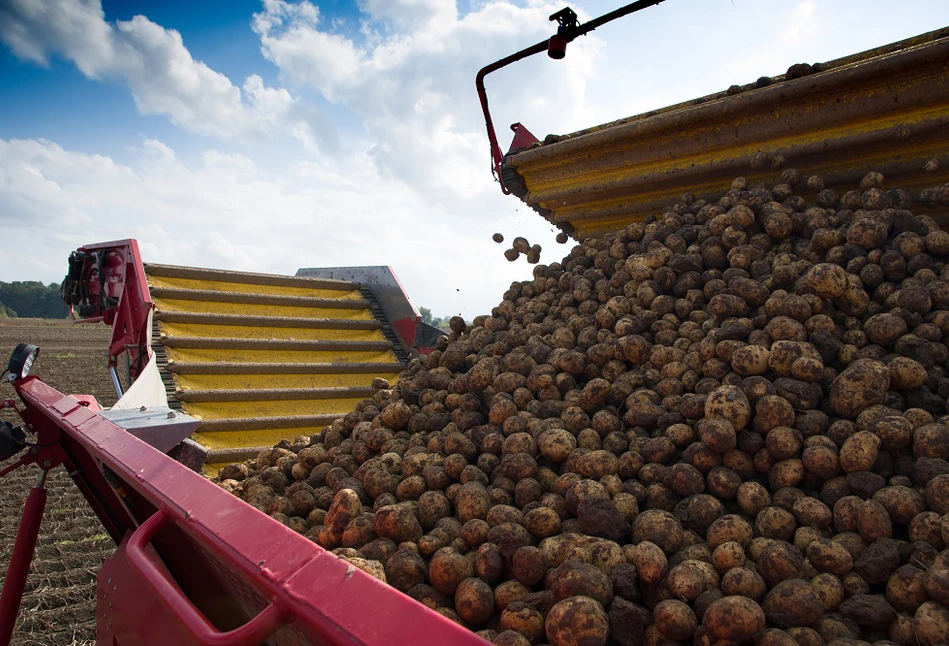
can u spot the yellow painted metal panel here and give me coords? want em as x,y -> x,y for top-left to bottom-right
198,429 -> 330,451
158,322 -> 387,342
172,372 -> 402,391
153,297 -> 376,319
145,262 -> 408,471
165,347 -> 399,364
183,397 -> 367,420
146,275 -> 363,299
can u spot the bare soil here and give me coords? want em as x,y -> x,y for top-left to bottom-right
0,319 -> 117,645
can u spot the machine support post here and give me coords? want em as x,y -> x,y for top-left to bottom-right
109,365 -> 124,399
0,470 -> 49,646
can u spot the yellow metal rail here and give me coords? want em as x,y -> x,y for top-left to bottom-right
505,28 -> 949,238
144,264 -> 403,474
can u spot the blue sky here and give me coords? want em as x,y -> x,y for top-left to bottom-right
2,0 -> 949,317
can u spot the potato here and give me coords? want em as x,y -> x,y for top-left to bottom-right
374,504 -> 421,543
428,547 -> 474,595
545,596 -> 609,646
632,509 -> 683,554
886,565 -> 928,612
807,538 -> 853,575
811,572 -> 845,611
839,431 -> 881,474
856,500 -> 893,542
703,596 -> 766,641
384,548 -> 427,592
511,546 -> 547,587
630,541 -> 668,584
549,560 -> 613,607
914,600 -> 949,646
762,579 -> 823,628
339,555 -> 387,582
829,359 -> 890,418
705,385 -> 752,430
501,602 -> 545,642
805,263 -> 848,298
712,541 -> 747,573
720,566 -> 766,601
924,564 -> 949,605
654,599 -> 698,641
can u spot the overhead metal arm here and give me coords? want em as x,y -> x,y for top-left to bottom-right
476,0 -> 667,193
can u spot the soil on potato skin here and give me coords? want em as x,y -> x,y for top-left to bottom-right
0,319 -> 117,646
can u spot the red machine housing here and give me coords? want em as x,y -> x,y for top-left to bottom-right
62,239 -> 153,382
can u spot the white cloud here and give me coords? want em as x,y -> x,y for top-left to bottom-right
782,1 -> 819,45
0,136 -> 560,318
0,0 -> 335,150
252,0 -> 604,198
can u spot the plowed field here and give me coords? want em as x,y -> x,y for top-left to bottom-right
0,319 -> 117,646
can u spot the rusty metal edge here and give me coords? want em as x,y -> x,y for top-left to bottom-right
503,27 -> 949,235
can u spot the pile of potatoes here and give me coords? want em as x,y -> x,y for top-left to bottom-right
218,171 -> 949,646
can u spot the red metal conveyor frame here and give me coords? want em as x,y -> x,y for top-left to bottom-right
2,375 -> 488,646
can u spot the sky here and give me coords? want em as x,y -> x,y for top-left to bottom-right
2,0 -> 949,319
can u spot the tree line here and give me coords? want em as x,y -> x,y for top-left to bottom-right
0,282 -> 68,319
419,307 -> 452,332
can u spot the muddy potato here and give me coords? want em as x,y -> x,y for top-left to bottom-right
667,560 -> 714,601
811,572 -> 845,611
705,385 -> 752,430
758,540 -> 806,586
856,500 -> 893,541
807,538 -> 854,575
829,359 -> 890,418
631,540 -> 668,584
839,431 -> 881,474
385,548 -> 427,592
886,565 -> 929,612
454,578 -> 495,625
524,506 -> 562,538
632,509 -> 684,555
501,602 -> 545,642
720,566 -> 767,601
428,547 -> 474,595
549,560 -> 613,607
914,600 -> 949,646
511,546 -> 547,587
923,564 -> 949,605
538,429 -> 577,462
703,595 -> 766,641
712,541 -> 747,573
805,263 -> 849,298
732,344 -> 771,376
888,357 -> 927,390
762,579 -> 824,628
545,596 -> 609,646
755,506 -> 798,542
373,503 -> 421,544
654,599 -> 698,641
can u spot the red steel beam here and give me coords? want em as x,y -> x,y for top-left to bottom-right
14,376 -> 488,646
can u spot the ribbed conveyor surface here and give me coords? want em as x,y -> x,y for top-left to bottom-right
144,264 -> 404,473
